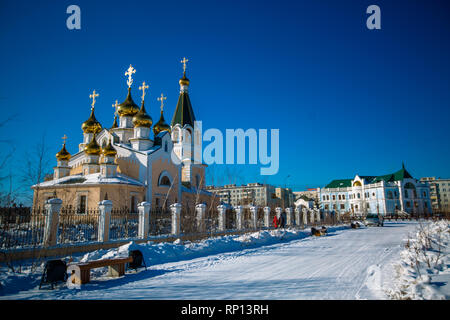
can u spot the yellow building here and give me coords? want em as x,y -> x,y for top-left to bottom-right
32,61 -> 216,212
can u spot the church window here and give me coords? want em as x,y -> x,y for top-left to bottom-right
357,193 -> 361,199
130,195 -> 137,213
78,195 -> 87,214
160,176 -> 171,186
338,195 -> 341,200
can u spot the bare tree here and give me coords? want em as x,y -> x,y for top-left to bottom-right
20,134 -> 52,209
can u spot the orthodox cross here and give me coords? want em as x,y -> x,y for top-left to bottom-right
112,100 -> 119,116
180,57 -> 189,73
89,90 -> 99,110
157,93 -> 167,112
139,81 -> 149,101
62,134 -> 68,145
125,64 -> 136,88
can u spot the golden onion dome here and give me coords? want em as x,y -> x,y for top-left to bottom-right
56,143 -> 71,161
153,111 -> 171,136
179,72 -> 190,86
84,134 -> 101,155
132,101 -> 153,128
101,139 -> 117,157
111,114 -> 118,129
82,108 -> 102,134
117,88 -> 139,117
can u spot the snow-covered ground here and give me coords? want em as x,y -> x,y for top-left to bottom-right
0,221 -> 448,300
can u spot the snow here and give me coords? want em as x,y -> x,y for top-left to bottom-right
1,221 -> 448,300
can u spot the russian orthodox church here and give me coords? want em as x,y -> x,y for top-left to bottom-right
32,60 -> 215,212
319,164 -> 432,216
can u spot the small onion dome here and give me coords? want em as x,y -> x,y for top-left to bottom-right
111,114 -> 118,129
101,139 -> 117,157
56,143 -> 71,161
118,87 -> 139,117
82,108 -> 102,134
153,111 -> 171,136
132,101 -> 153,128
179,71 -> 190,86
84,133 -> 101,155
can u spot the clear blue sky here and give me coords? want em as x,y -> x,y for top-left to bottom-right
0,0 -> 449,198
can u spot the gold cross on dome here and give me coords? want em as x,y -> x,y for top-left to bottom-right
180,57 -> 189,73
62,134 -> 68,145
125,64 -> 136,88
89,90 -> 99,110
112,100 -> 119,116
157,93 -> 167,111
139,81 -> 149,101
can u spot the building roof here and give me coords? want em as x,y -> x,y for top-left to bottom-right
171,91 -> 195,127
33,173 -> 144,188
324,166 -> 415,189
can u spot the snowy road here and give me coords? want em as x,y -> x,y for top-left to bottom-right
7,221 -> 419,300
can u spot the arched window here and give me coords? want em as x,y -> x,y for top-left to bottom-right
184,129 -> 192,144
158,171 -> 173,187
160,176 -> 171,186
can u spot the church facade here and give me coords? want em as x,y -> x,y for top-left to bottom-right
32,60 -> 216,212
319,165 -> 432,216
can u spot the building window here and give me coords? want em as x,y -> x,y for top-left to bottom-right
387,191 -> 393,199
357,193 -> 361,199
332,195 -> 336,201
130,195 -> 137,213
78,195 -> 87,214
340,204 -> 345,210
342,195 -> 346,200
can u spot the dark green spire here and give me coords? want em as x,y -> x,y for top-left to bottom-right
171,71 -> 196,127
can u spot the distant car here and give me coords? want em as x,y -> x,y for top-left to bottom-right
364,214 -> 384,227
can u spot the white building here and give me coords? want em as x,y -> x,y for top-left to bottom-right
319,165 -> 432,216
206,183 -> 280,208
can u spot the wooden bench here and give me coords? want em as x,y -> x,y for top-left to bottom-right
67,257 -> 133,285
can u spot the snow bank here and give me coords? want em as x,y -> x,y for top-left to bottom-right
386,220 -> 450,300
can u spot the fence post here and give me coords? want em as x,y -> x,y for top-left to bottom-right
234,205 -> 243,230
138,201 -> 151,239
43,198 -> 62,246
285,207 -> 293,226
295,206 -> 300,226
97,200 -> 112,242
263,206 -> 271,228
309,210 -> 315,224
275,207 -> 282,220
170,203 -> 182,236
217,205 -> 226,231
249,205 -> 258,229
302,208 -> 308,226
195,203 -> 206,232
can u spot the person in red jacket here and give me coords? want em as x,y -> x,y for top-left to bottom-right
273,215 -> 278,228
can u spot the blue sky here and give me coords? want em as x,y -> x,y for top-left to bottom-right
0,0 -> 449,199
